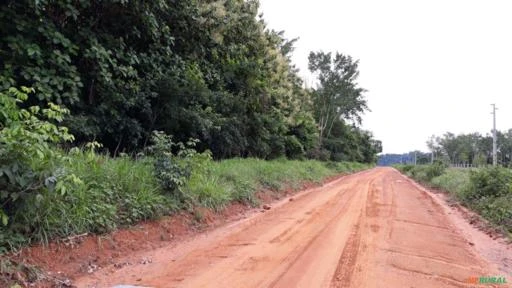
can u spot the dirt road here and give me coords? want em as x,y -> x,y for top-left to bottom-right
77,167 -> 509,288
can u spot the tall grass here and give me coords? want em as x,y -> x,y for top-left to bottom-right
184,158 -> 370,210
430,169 -> 471,199
9,151 -> 172,245
1,148 -> 372,252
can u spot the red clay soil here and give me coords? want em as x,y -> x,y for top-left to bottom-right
3,174 -> 348,287
74,168 -> 511,288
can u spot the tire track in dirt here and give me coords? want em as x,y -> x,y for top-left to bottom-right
330,215 -> 362,288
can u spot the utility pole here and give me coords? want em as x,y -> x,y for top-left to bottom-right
429,135 -> 435,164
491,104 -> 497,166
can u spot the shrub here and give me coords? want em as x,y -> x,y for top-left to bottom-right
147,131 -> 202,202
284,135 -> 305,160
0,87 -> 177,248
306,147 -> 331,161
467,167 -> 512,200
0,87 -> 75,225
425,162 -> 447,180
476,195 -> 512,228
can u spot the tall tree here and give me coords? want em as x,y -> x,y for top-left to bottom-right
308,51 -> 367,145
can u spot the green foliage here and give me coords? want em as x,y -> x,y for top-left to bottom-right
4,148 -> 173,248
0,0 -> 327,160
430,169 -> 471,199
0,1 -> 380,163
0,87 -> 174,249
148,131 -> 195,198
476,195 -> 512,229
306,148 -> 332,161
284,135 -> 305,160
0,87 -> 74,225
426,162 -> 447,180
449,167 -> 512,232
467,167 -> 512,200
397,164 -> 415,174
307,51 -> 376,161
0,0 -> 383,253
308,51 -> 367,128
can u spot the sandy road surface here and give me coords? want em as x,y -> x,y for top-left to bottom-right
77,167 -> 509,288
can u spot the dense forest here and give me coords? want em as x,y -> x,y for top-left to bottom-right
1,0 -> 381,162
0,0 -> 381,257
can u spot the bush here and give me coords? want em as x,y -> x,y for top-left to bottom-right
0,88 -> 176,249
0,87 -> 75,225
476,195 -> 512,228
147,131 -> 204,202
467,167 -> 512,200
284,135 -> 305,160
306,147 -> 331,161
425,162 -> 447,180
464,168 -> 512,233
395,164 -> 414,174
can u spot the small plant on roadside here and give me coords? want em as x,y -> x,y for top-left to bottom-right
148,131 -> 205,203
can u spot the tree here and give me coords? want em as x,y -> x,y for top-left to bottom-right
308,51 -> 367,145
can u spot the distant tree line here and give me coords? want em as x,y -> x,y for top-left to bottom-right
427,131 -> 512,166
379,130 -> 512,167
0,0 -> 381,162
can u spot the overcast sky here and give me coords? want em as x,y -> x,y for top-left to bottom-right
258,0 -> 512,154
